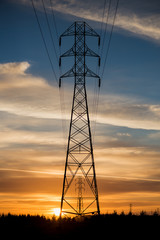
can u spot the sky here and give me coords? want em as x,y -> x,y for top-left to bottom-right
0,0 -> 160,216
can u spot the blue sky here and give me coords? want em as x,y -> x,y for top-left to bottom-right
0,0 -> 160,215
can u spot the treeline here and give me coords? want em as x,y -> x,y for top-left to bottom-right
0,213 -> 160,239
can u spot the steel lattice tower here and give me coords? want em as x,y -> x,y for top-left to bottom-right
76,177 -> 85,214
59,21 -> 101,216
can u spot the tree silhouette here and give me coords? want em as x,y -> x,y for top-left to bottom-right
0,212 -> 159,239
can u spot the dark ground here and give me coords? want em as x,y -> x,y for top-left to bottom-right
0,213 -> 160,239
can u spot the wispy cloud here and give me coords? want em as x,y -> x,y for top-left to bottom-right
0,167 -> 63,176
0,62 -> 62,119
97,94 -> 160,130
116,13 -> 160,41
0,62 -> 30,75
0,62 -> 160,130
21,0 -> 160,42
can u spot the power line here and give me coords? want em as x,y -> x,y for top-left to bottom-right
41,0 -> 59,63
93,0 -> 107,126
99,0 -> 107,47
100,0 -> 112,61
31,0 -> 58,84
92,0 -> 111,141
92,0 -> 119,141
101,0 -> 119,80
50,0 -> 59,44
49,0 -> 61,59
96,0 -> 107,75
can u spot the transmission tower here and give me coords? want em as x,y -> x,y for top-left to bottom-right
59,21 -> 100,216
75,177 -> 85,215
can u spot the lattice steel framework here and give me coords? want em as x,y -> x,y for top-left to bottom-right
76,177 -> 85,214
59,21 -> 100,216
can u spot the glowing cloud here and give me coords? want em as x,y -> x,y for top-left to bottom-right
0,62 -> 30,75
0,62 -> 160,130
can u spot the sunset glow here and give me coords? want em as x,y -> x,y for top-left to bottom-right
53,208 -> 61,217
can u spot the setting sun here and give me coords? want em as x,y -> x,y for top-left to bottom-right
53,208 -> 61,217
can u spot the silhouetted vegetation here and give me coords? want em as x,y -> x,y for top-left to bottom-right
0,212 -> 160,239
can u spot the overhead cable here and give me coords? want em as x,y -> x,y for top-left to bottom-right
100,0 -> 112,60
101,0 -> 119,80
50,0 -> 59,44
41,0 -> 59,63
31,0 -> 58,84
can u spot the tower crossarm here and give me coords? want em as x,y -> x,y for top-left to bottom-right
59,44 -> 100,60
59,65 -> 101,87
59,21 -> 100,44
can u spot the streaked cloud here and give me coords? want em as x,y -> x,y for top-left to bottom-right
0,168 -> 160,215
0,62 -> 160,131
0,62 -> 62,119
116,13 -> 160,41
19,0 -> 160,42
97,94 -> 160,130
